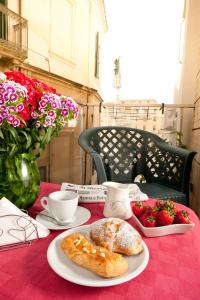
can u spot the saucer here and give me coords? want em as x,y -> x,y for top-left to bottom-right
36,206 -> 91,230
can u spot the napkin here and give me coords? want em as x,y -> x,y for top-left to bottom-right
0,197 -> 50,248
61,182 -> 148,203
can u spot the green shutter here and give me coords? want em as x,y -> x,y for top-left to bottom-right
0,0 -> 7,40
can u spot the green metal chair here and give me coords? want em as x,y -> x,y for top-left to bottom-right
79,126 -> 196,207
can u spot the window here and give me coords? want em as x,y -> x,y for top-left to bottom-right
0,0 -> 7,40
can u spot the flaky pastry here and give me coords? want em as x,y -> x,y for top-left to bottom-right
61,233 -> 128,278
90,218 -> 144,256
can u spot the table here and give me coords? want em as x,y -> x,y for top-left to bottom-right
1,182 -> 200,300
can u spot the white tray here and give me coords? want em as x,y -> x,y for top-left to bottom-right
132,213 -> 195,237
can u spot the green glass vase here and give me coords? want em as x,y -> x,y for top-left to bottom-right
0,152 -> 40,209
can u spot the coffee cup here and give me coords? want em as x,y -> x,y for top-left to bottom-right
41,191 -> 78,225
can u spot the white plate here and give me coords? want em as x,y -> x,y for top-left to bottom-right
36,206 -> 91,230
132,213 -> 195,237
47,225 -> 149,287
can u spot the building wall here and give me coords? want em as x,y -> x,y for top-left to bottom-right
190,48 -> 200,216
180,0 -> 200,216
175,0 -> 200,147
7,0 -> 106,91
1,0 -> 106,184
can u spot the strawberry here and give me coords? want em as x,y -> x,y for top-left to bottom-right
157,209 -> 175,226
139,214 -> 157,227
143,205 -> 152,213
155,200 -> 166,210
132,201 -> 145,217
174,210 -> 190,224
155,199 -> 175,212
151,206 -> 160,218
139,213 -> 147,224
173,205 -> 179,215
163,199 -> 176,211
144,205 -> 159,218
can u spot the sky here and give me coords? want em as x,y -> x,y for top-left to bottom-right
101,0 -> 185,103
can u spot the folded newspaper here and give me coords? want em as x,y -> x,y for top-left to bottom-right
61,183 -> 148,203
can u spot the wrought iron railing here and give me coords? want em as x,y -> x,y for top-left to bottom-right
0,4 -> 28,59
100,101 -> 195,147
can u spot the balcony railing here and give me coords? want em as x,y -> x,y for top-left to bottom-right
0,4 -> 28,60
100,101 -> 195,148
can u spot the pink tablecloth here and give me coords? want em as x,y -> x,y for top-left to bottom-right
1,182 -> 200,300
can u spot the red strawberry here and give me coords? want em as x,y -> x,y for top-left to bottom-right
173,205 -> 179,215
163,199 -> 176,211
143,205 -> 152,213
155,200 -> 166,210
155,199 -> 175,211
139,213 -> 148,225
174,210 -> 190,224
157,209 -> 175,226
144,205 -> 159,219
151,206 -> 160,218
139,214 -> 157,227
132,201 -> 145,217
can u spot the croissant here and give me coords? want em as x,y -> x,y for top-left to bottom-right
90,218 -> 144,256
61,233 -> 128,278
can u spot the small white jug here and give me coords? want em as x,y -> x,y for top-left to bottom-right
102,181 -> 133,220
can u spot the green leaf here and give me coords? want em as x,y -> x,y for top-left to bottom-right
67,110 -> 74,120
10,143 -> 18,156
0,129 -> 4,139
8,126 -> 20,142
20,130 -> 32,149
41,127 -> 54,148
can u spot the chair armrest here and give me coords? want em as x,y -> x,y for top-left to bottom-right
78,134 -> 107,184
90,152 -> 107,184
157,141 -> 192,157
149,139 -> 196,196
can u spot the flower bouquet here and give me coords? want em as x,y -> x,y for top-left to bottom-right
0,71 -> 79,209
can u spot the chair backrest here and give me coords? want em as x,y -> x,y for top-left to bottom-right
79,126 -> 196,194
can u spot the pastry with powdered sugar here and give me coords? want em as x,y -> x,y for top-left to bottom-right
90,218 -> 144,256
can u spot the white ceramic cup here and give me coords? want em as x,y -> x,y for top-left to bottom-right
41,191 -> 79,225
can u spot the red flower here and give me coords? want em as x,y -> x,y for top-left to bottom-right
5,71 -> 57,96
19,106 -> 31,121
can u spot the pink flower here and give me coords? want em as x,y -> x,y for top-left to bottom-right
8,114 -> 15,124
10,93 -> 18,102
3,93 -> 9,102
48,111 -> 56,119
12,118 -> 20,127
8,106 -> 16,112
0,71 -> 79,154
6,86 -> 15,93
35,121 -> 41,128
51,101 -> 58,109
39,99 -> 47,108
1,111 -> 8,119
61,108 -> 69,116
31,111 -> 38,119
0,105 -> 6,111
44,118 -> 51,127
17,103 -> 24,112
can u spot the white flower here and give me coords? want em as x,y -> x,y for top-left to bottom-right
0,72 -> 7,82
